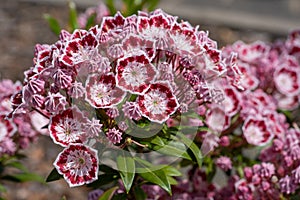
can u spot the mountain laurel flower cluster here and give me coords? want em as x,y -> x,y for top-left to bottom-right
0,79 -> 48,156
129,30 -> 300,200
11,9 -> 241,188
4,0 -> 300,198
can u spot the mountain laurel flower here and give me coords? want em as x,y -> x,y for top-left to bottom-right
137,82 -> 179,123
53,144 -> 99,187
242,117 -> 273,146
49,106 -> 88,147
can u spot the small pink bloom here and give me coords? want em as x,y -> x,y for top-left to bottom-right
235,179 -> 254,200
101,11 -> 126,34
274,56 -> 300,96
106,107 -> 119,118
138,82 -> 179,123
27,78 -> 45,94
107,44 -> 124,59
0,116 -> 17,142
84,118 -> 103,138
106,128 -> 122,144
274,92 -> 299,110
49,107 -> 88,147
219,136 -> 230,147
168,22 -> 201,56
118,121 -> 128,131
238,63 -> 259,91
85,73 -> 126,108
205,106 -> 230,133
215,156 -> 232,171
234,41 -> 269,63
44,92 -> 67,114
137,13 -> 171,50
292,165 -> 300,184
52,69 -> 73,89
242,117 -> 273,146
53,144 -> 98,187
0,138 -> 17,156
286,30 -> 300,57
201,132 -> 220,156
30,111 -> 49,135
222,86 -> 240,117
122,101 -> 142,121
122,34 -> 155,59
68,81 -> 85,98
279,175 -> 297,194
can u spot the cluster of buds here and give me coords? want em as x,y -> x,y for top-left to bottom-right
0,79 -> 48,156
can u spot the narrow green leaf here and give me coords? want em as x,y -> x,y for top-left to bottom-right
167,176 -> 178,185
133,185 -> 147,200
174,132 -> 202,167
87,174 -> 119,188
105,0 -> 117,15
150,136 -> 165,146
98,186 -> 119,200
68,1 -> 78,31
162,166 -> 182,177
61,196 -> 67,200
6,161 -> 28,172
43,14 -> 61,36
147,0 -> 160,11
111,193 -> 127,200
85,14 -> 97,29
138,170 -> 171,195
151,141 -> 192,160
46,168 -> 62,182
116,155 -> 135,193
3,172 -> 44,183
136,158 -> 171,195
99,164 -> 118,174
0,184 -> 6,193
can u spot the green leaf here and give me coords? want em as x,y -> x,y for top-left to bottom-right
147,0 -> 160,11
61,196 -> 67,200
85,14 -> 97,29
68,1 -> 78,31
151,140 -> 192,161
105,0 -> 117,15
98,186 -> 119,200
116,155 -> 135,193
2,172 -> 44,183
87,174 -> 119,188
43,14 -> 61,36
150,136 -> 165,146
6,161 -> 28,172
167,176 -> 178,185
0,184 -> 6,193
111,193 -> 127,200
135,158 -> 171,195
162,166 -> 182,177
46,168 -> 62,182
99,164 -> 118,174
173,132 -> 202,167
133,185 -> 147,200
